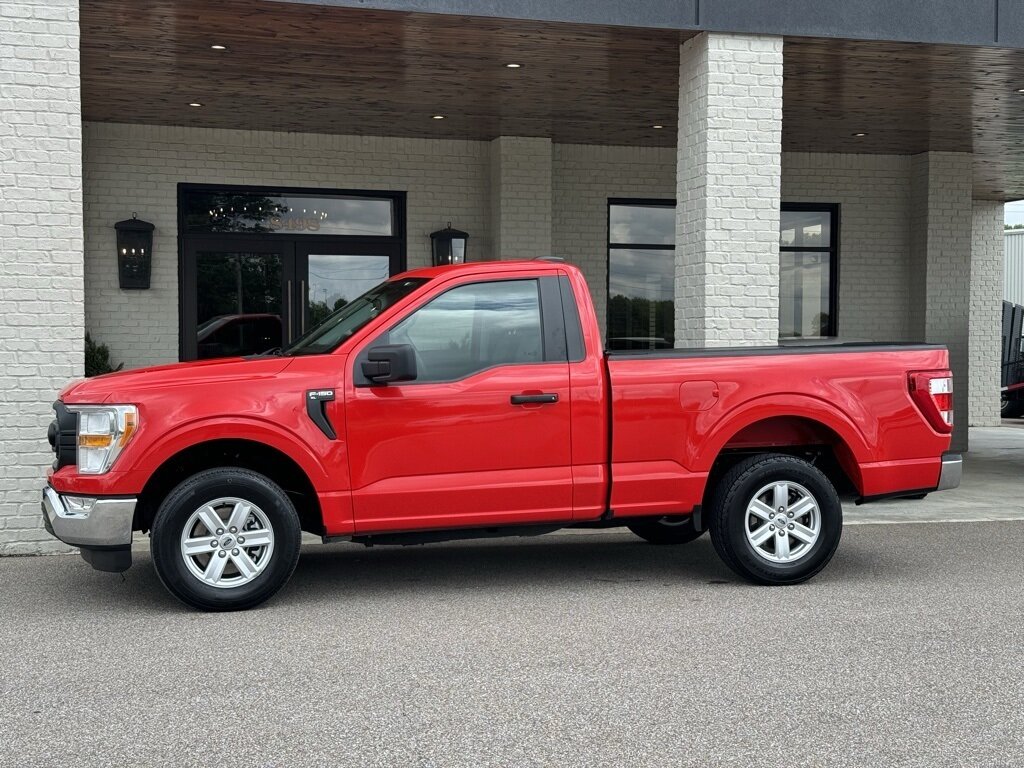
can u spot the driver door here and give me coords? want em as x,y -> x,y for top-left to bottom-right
345,274 -> 573,533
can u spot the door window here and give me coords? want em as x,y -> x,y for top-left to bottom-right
383,280 -> 544,382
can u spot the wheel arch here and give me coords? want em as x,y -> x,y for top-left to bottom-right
134,438 -> 324,536
701,408 -> 868,501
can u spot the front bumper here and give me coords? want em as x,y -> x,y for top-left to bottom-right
936,452 -> 962,492
42,485 -> 136,571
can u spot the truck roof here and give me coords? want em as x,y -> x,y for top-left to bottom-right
401,258 -> 572,280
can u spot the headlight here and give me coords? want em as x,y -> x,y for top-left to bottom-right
66,405 -> 139,474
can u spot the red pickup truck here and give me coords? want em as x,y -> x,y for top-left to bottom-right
44,260 -> 960,610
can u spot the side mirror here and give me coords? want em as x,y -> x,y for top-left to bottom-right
361,344 -> 417,384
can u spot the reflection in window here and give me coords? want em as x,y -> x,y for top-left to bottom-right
780,210 -> 831,248
780,252 -> 831,338
607,202 -> 675,350
308,255 -> 390,327
609,204 -> 676,246
195,252 -> 283,359
182,189 -> 394,236
386,280 -> 543,382
779,205 -> 838,338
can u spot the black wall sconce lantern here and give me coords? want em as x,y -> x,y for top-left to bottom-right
115,213 -> 154,289
430,222 -> 468,266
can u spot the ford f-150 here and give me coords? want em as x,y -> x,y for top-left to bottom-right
43,259 -> 961,610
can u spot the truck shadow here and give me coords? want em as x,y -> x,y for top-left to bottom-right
278,531 -> 890,608
29,530 -> 894,614
289,534 -> 732,595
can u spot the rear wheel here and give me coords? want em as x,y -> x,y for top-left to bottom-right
1002,391 -> 1024,418
627,516 -> 706,545
150,467 -> 301,611
708,454 -> 842,585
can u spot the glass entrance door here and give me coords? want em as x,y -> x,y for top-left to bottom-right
182,238 -> 405,360
182,238 -> 295,360
179,185 -> 406,361
295,242 -> 403,339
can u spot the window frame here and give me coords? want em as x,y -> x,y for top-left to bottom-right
353,276 -> 568,387
779,202 -> 841,339
606,197 -> 677,350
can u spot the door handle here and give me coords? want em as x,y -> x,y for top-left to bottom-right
510,393 -> 559,405
286,280 -> 292,341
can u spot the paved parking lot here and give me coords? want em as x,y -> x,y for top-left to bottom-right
2,425 -> 1022,767
2,518 -> 1023,767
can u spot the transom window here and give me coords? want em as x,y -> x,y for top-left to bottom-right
606,200 -> 840,345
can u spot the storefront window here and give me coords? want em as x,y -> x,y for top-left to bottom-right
779,204 -> 839,338
607,200 -> 676,350
606,200 -> 839,347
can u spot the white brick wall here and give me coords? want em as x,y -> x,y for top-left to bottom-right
552,143 -> 676,334
0,0 -> 82,554
83,123 -> 493,368
782,153 -> 914,340
912,152 -> 974,451
969,200 -> 1003,426
675,33 -> 783,347
490,137 -> 552,259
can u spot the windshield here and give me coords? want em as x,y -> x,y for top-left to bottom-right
284,277 -> 428,356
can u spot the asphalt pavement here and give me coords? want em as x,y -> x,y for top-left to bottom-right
2,521 -> 1023,767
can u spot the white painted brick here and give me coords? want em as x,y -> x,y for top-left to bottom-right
675,33 -> 783,347
0,0 -> 81,555
783,152 -> 914,340
911,152 -> 975,451
969,200 -> 1003,427
83,122 -> 493,369
552,143 -> 676,335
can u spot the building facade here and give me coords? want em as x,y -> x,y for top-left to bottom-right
2,0 -> 1020,553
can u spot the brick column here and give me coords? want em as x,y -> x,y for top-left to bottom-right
0,0 -> 83,553
489,137 -> 552,259
910,152 -> 973,451
969,200 -> 1004,427
674,33 -> 783,347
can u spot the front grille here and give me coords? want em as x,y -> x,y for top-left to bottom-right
49,401 -> 77,470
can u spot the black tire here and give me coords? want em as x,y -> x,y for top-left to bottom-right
627,516 -> 706,545
1002,392 -> 1024,418
150,467 -> 302,611
707,454 -> 842,585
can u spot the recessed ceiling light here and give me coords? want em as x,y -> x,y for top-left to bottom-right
652,124 -> 664,129
852,132 -> 867,137
189,102 -> 203,107
1017,88 -> 1024,93
432,114 -> 445,120
505,63 -> 522,68
210,44 -> 227,50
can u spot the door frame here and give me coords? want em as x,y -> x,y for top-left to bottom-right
177,183 -> 407,361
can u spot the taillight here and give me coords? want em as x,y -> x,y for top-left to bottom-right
909,370 -> 953,434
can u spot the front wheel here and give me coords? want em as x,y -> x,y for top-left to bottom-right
708,454 -> 842,585
150,467 -> 302,611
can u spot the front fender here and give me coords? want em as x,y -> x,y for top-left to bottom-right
133,415 -> 336,491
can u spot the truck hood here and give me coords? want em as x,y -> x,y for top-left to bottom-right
60,356 -> 295,403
